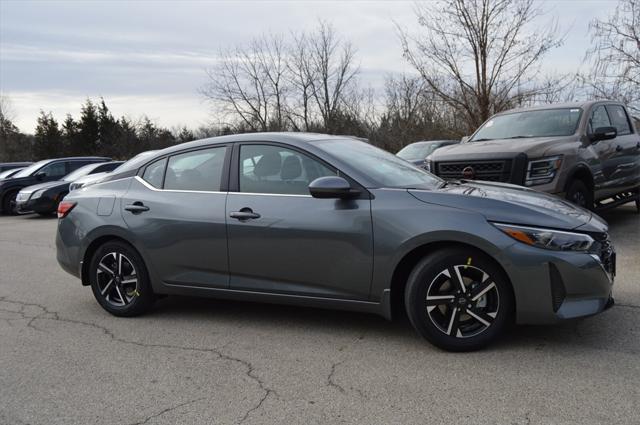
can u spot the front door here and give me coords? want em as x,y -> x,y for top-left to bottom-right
226,143 -> 373,300
121,146 -> 230,288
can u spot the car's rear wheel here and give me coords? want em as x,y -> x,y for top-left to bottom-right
1,190 -> 18,215
89,241 -> 155,317
405,248 -> 513,351
566,179 -> 593,210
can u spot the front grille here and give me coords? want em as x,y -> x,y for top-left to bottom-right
597,235 -> 616,276
435,159 -> 513,182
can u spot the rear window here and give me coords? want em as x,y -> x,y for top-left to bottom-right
605,105 -> 632,135
142,158 -> 167,188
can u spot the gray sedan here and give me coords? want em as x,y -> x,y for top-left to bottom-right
55,133 -> 615,351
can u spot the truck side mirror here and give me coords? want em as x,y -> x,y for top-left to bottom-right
591,126 -> 617,142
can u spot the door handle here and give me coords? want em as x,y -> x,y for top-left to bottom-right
615,145 -> 623,152
229,207 -> 260,220
124,202 -> 150,214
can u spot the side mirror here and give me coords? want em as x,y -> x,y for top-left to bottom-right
35,171 -> 46,181
591,126 -> 617,142
461,136 -> 470,143
309,176 -> 359,199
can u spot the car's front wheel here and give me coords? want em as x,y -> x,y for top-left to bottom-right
89,241 -> 155,317
1,190 -> 18,215
566,179 -> 593,210
405,248 -> 513,351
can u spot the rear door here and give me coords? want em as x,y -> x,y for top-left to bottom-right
588,105 -> 622,197
121,146 -> 230,288
604,104 -> 640,190
226,143 -> 373,300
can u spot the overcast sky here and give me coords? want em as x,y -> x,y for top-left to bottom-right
0,0 -> 618,133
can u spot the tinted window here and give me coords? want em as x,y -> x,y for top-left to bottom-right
590,105 -> 611,132
68,160 -> 97,172
164,147 -> 227,191
240,145 -> 336,195
142,158 -> 167,188
605,105 -> 631,135
39,162 -> 67,178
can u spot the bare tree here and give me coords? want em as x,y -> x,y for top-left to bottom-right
398,0 -> 565,132
201,34 -> 289,132
581,0 -> 640,113
305,21 -> 360,133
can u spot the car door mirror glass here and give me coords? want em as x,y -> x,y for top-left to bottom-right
35,171 -> 46,180
309,176 -> 359,199
591,126 -> 617,142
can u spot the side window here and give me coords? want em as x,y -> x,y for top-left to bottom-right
164,147 -> 227,191
605,105 -> 632,135
590,105 -> 611,133
68,160 -> 94,172
142,158 -> 167,188
239,144 -> 336,195
39,162 -> 67,178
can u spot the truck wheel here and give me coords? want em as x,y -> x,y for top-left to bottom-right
566,180 -> 593,210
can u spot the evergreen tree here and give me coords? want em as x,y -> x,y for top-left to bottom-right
77,99 -> 100,155
33,111 -> 63,160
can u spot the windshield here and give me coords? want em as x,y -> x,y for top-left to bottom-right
12,160 -> 49,178
63,164 -> 99,182
397,143 -> 443,160
315,139 -> 443,189
471,108 -> 582,141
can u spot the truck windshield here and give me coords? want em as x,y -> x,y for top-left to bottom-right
471,108 -> 582,141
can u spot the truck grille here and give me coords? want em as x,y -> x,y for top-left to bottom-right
435,160 -> 513,182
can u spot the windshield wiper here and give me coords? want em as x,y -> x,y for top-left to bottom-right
503,135 -> 532,139
470,138 -> 493,142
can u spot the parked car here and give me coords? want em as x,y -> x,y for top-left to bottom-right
397,140 -> 459,167
15,161 -> 123,215
426,101 -> 640,211
56,133 -> 615,351
0,167 -> 26,180
0,162 -> 32,173
0,157 -> 110,214
70,151 -> 157,192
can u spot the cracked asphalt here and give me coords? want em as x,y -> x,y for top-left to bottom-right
0,204 -> 639,425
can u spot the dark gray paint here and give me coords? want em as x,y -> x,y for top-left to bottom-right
56,133 -> 614,325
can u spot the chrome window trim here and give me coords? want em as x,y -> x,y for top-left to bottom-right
135,176 -> 312,197
135,176 -> 226,194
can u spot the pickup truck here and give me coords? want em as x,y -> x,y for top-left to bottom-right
426,101 -> 640,211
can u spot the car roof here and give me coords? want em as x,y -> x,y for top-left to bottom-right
150,132 -> 355,157
496,100 -> 625,115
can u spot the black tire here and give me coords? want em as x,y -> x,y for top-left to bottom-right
404,248 -> 514,352
89,240 -> 155,317
1,190 -> 18,215
566,179 -> 593,210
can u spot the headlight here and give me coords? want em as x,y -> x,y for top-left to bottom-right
493,223 -> 594,252
424,159 -> 433,172
525,155 -> 562,186
30,189 -> 45,200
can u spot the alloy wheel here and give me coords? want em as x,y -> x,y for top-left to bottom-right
426,264 -> 499,338
96,252 -> 139,307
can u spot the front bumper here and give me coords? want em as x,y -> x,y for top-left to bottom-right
499,242 -> 615,325
15,196 -> 57,214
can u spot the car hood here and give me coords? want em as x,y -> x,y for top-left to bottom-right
20,180 -> 67,193
429,136 -> 575,160
408,180 -> 607,233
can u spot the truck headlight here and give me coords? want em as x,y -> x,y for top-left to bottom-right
493,223 -> 594,252
525,155 -> 562,186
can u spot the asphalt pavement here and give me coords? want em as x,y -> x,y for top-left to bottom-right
0,204 -> 638,425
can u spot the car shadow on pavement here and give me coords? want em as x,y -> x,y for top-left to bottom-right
146,294 -> 638,354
